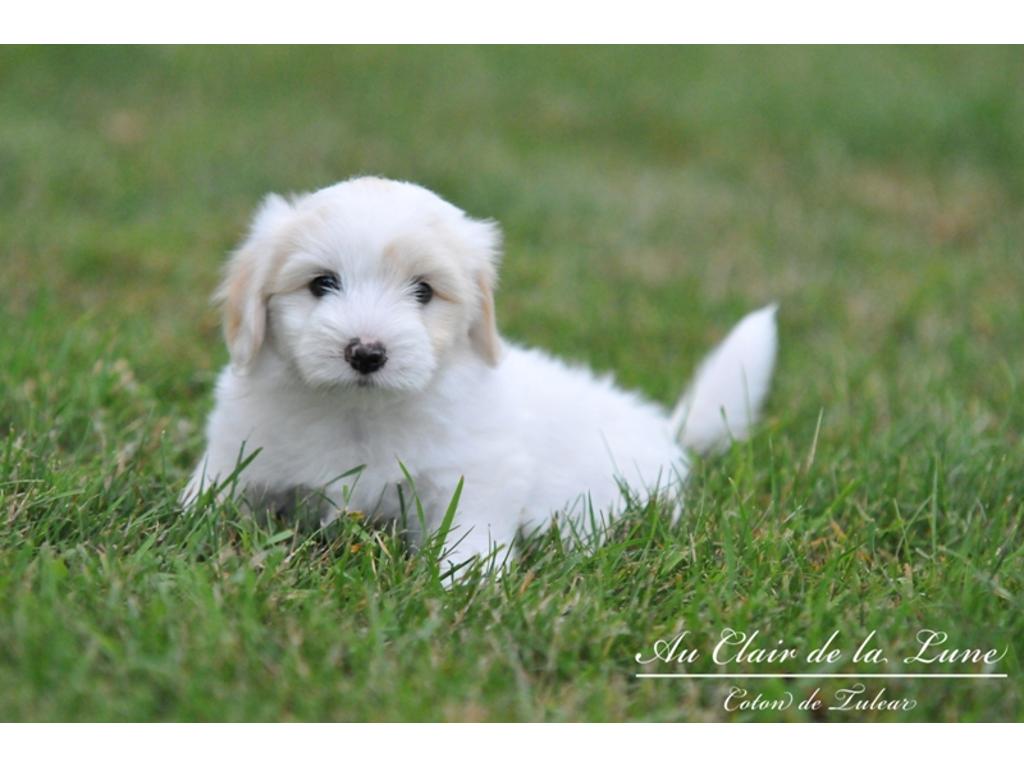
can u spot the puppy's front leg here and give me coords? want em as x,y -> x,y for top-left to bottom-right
180,453 -> 217,508
440,515 -> 519,579
418,477 -> 521,580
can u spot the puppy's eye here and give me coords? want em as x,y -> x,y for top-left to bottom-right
309,273 -> 341,298
413,280 -> 433,305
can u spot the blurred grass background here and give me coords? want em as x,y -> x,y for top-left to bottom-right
0,46 -> 1021,721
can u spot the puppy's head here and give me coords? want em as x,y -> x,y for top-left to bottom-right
217,177 -> 502,392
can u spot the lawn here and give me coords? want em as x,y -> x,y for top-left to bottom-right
0,46 -> 1021,721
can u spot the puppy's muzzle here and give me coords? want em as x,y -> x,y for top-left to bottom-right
344,338 -> 388,375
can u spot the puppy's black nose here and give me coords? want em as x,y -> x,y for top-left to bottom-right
344,338 -> 387,375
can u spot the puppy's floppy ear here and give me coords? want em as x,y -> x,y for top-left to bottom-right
464,218 -> 503,367
217,193 -> 293,371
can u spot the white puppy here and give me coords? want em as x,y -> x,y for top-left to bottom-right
183,177 -> 777,572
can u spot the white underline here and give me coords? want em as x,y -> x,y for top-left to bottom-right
635,673 -> 1007,679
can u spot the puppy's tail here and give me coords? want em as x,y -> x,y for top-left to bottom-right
670,304 -> 778,455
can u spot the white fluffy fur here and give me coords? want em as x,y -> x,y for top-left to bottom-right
183,177 -> 778,572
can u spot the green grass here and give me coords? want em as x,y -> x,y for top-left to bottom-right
1,46 -> 1022,721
